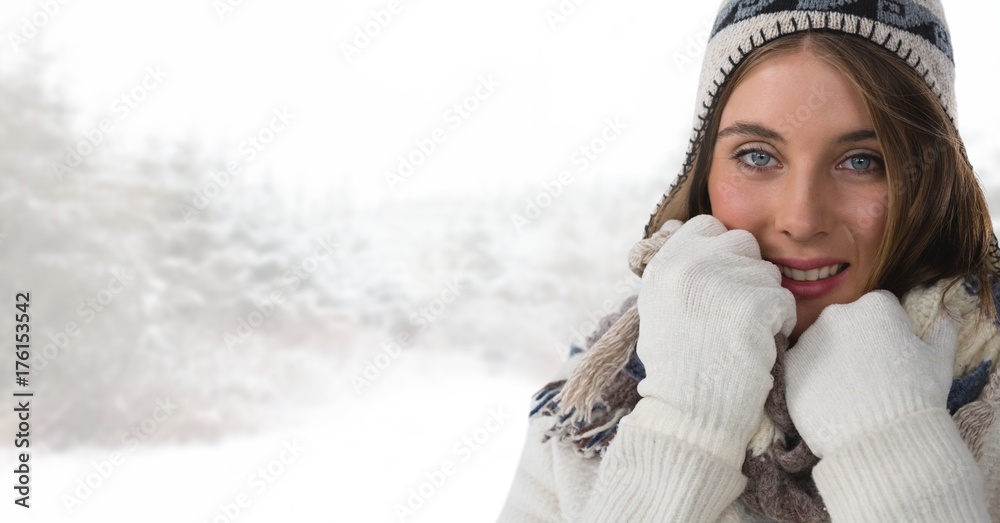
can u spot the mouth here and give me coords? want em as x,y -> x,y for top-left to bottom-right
776,263 -> 848,282
771,259 -> 850,299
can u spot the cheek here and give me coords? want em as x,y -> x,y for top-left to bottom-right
849,188 -> 889,263
707,171 -> 766,231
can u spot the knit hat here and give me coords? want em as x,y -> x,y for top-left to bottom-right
644,0 -> 959,240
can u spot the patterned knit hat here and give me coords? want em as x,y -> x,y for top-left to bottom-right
644,0 -> 960,240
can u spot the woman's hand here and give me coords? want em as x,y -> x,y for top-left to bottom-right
783,291 -> 994,521
628,214 -> 796,469
784,290 -> 957,459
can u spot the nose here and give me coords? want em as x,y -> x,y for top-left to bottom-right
774,166 -> 830,242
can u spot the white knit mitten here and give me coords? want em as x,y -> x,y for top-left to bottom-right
626,214 -> 796,470
785,290 -> 990,520
785,290 -> 955,458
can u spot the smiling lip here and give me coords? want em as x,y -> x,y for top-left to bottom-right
770,257 -> 849,299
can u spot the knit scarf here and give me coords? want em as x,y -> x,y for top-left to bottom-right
530,221 -> 1000,522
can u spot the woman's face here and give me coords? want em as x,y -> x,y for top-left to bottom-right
708,49 -> 889,342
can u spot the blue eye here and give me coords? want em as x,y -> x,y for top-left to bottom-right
850,157 -> 871,169
740,150 -> 775,167
840,154 -> 883,172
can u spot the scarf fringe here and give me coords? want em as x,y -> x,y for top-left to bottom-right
553,219 -> 681,422
552,307 -> 638,423
955,365 -> 1000,461
532,379 -> 633,458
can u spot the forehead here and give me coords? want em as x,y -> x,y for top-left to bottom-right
719,50 -> 873,134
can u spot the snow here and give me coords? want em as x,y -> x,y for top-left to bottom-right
0,349 -> 539,522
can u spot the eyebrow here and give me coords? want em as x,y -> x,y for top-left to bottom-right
716,122 -> 878,144
834,129 -> 878,144
717,122 -> 784,142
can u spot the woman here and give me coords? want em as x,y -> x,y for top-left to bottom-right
498,1 -> 1000,521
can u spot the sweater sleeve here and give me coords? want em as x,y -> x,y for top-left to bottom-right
496,413 -> 600,523
812,407 -> 992,522
497,402 -> 754,523
981,403 -> 1000,521
577,402 -> 750,522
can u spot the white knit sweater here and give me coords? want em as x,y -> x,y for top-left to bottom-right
497,282 -> 1000,522
498,365 -> 1000,522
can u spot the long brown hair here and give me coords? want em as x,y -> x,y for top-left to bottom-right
685,31 -> 997,317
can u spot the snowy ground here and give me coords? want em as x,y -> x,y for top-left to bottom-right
0,349 -> 544,523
